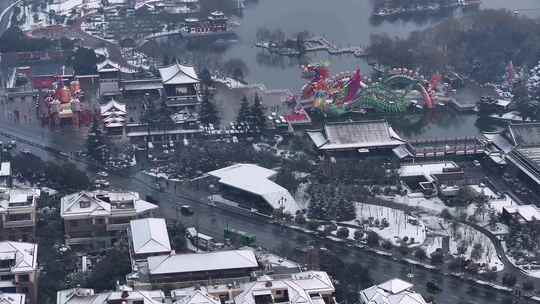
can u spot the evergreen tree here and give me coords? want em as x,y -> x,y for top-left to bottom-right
250,93 -> 266,131
199,95 -> 220,126
86,120 -> 107,162
199,67 -> 212,87
236,96 -> 251,125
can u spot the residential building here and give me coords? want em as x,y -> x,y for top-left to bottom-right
0,188 -> 40,242
307,120 -> 405,155
129,218 -> 171,261
57,286 -> 166,304
359,278 -> 427,304
129,249 -> 260,289
206,164 -> 299,215
60,190 -> 159,249
0,241 -> 39,304
234,271 -> 335,304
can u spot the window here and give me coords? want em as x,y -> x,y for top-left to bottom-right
71,220 -> 79,227
96,218 -> 105,224
80,200 -> 91,208
17,274 -> 29,282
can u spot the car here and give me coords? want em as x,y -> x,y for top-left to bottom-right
180,205 -> 194,216
473,160 -> 481,167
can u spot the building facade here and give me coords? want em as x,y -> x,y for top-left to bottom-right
0,188 -> 40,242
0,241 -> 39,304
60,190 -> 158,249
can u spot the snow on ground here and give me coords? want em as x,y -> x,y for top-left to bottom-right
213,76 -> 248,89
49,0 -> 84,14
506,254 -> 540,278
350,202 -> 427,247
422,215 -> 504,272
378,193 -> 447,214
399,161 -> 458,182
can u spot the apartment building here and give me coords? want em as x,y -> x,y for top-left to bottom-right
60,190 -> 158,249
0,188 -> 40,242
0,241 -> 39,304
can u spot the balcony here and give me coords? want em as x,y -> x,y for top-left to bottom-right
165,95 -> 201,107
106,223 -> 129,231
3,220 -> 34,228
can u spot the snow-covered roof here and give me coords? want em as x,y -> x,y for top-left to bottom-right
172,289 -> 221,304
60,191 -> 111,218
307,120 -> 405,151
57,288 -> 165,304
0,293 -> 25,304
0,241 -> 38,274
482,132 -> 514,153
147,249 -> 258,275
0,188 -> 39,213
61,190 -> 158,219
207,164 -> 299,214
100,99 -> 126,115
507,123 -> 540,147
130,218 -> 171,256
359,279 -> 427,304
399,161 -> 459,181
503,204 -> 540,222
97,59 -> 121,73
159,63 -> 199,85
0,162 -> 11,177
235,271 -> 334,304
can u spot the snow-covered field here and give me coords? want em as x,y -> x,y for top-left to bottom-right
378,193 -> 447,214
350,203 -> 427,247
422,215 -> 504,272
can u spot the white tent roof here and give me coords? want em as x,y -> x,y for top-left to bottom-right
130,218 -> 171,255
159,63 -> 199,85
207,164 -> 299,214
147,249 -> 258,275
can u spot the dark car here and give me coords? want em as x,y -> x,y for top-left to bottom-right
180,205 -> 194,216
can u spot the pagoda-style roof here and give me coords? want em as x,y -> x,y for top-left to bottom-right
159,63 -> 199,85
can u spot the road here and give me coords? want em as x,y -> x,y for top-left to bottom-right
0,125 -> 534,304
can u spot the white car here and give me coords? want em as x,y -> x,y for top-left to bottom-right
96,171 -> 109,177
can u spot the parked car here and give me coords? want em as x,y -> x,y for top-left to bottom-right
180,205 -> 194,216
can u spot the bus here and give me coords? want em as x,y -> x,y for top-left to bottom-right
224,227 -> 256,246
